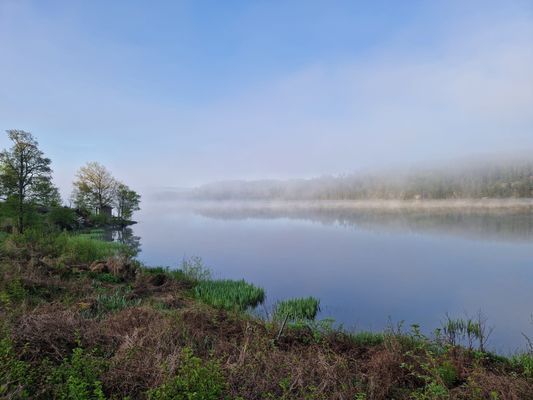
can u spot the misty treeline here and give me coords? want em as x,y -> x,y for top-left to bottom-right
0,130 -> 140,233
191,160 -> 533,201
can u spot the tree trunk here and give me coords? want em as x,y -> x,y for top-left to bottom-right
18,193 -> 24,234
18,153 -> 24,233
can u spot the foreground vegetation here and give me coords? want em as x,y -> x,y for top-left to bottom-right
1,231 -> 532,399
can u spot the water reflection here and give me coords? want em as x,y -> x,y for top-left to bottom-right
192,203 -> 533,243
102,226 -> 142,256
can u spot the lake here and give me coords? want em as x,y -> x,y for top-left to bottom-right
128,200 -> 533,353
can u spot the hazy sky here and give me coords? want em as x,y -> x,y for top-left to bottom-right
1,0 -> 532,198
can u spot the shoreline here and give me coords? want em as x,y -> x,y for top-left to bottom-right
163,198 -> 533,213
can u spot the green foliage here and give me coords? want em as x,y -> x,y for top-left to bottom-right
1,278 -> 28,305
411,382 -> 448,400
147,347 -> 226,400
47,207 -> 79,230
0,130 -> 57,233
141,265 -> 193,284
436,361 -> 458,387
179,256 -> 212,281
57,232 -> 129,264
350,331 -> 385,347
510,353 -> 533,378
114,183 -> 141,220
48,346 -> 107,400
273,297 -> 320,322
0,336 -> 32,399
441,314 -> 491,351
88,213 -> 112,227
89,287 -> 141,317
194,279 -> 265,311
88,272 -> 123,284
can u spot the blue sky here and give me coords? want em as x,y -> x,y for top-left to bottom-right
0,1 -> 532,198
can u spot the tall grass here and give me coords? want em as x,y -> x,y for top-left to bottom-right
86,287 -> 141,318
273,297 -> 320,321
56,233 -> 128,264
194,279 -> 265,311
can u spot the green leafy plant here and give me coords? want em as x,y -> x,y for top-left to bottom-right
147,347 -> 226,400
48,346 -> 107,400
0,337 -> 32,399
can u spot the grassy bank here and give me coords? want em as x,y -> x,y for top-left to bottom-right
0,232 -> 532,399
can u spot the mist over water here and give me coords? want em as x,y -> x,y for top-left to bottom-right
132,200 -> 533,353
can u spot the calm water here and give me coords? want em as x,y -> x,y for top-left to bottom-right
128,201 -> 533,353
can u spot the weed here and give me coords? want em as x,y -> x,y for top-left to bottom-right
47,345 -> 107,400
0,336 -> 32,399
350,331 -> 385,347
510,353 -> 533,378
88,287 -> 141,317
147,347 -> 226,400
179,256 -> 212,281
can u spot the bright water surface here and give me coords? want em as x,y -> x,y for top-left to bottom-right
126,202 -> 533,353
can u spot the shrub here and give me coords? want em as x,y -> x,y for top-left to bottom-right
147,347 -> 226,400
437,361 -> 458,387
47,207 -> 79,230
510,353 -> 533,378
0,336 -> 32,399
194,279 -> 265,311
48,346 -> 107,400
179,256 -> 212,281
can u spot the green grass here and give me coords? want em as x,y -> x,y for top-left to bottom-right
510,353 -> 533,378
194,279 -> 265,311
56,233 -> 128,264
273,297 -> 320,321
87,287 -> 141,318
350,331 -> 385,347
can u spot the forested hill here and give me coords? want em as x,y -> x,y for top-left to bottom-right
190,159 -> 533,201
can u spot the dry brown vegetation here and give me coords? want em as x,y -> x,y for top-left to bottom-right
1,237 -> 532,400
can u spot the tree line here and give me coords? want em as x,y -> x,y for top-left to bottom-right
191,160 -> 533,201
0,130 -> 140,233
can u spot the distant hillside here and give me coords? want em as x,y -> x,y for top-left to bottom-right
189,158 -> 533,201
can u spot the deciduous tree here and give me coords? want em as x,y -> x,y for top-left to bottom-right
72,162 -> 117,213
114,183 -> 141,220
0,130 -> 57,232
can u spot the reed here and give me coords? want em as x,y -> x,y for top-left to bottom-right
273,297 -> 320,322
194,279 -> 265,311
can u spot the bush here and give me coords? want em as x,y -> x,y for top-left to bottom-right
48,346 -> 107,400
0,336 -> 32,399
179,256 -> 212,281
147,347 -> 226,400
511,353 -> 533,378
47,207 -> 79,230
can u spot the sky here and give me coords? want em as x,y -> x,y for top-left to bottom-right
0,0 -> 532,200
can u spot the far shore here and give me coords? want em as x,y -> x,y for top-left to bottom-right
163,198 -> 533,213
